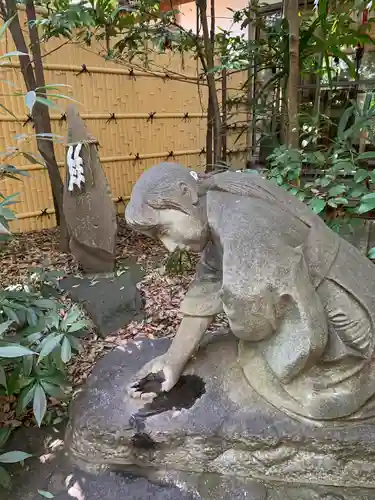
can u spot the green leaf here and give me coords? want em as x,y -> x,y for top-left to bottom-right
22,355 -> 34,377
308,198 -> 326,214
5,364 -> 21,395
19,377 -> 35,390
21,152 -> 45,166
311,151 -> 325,165
0,206 -> 17,221
67,335 -> 82,352
36,84 -> 71,90
0,103 -> 18,119
328,185 -> 346,197
62,306 -> 82,329
38,490 -> 55,498
357,198 -> 375,214
35,133 -> 63,140
320,176 -> 332,187
16,384 -> 36,415
26,332 -> 43,344
32,299 -> 57,310
357,151 -> 375,160
33,384 -> 47,427
0,451 -> 32,463
45,93 -> 80,104
368,247 -> 375,259
0,428 -> 11,448
0,366 -> 6,390
0,15 -> 16,40
0,320 -> 13,337
26,307 -> 38,327
60,337 -> 72,363
350,186 -> 368,198
0,465 -> 11,489
0,345 -> 35,358
354,169 -> 369,183
40,381 -> 66,400
38,334 -> 64,361
0,50 -> 28,60
0,79 -> 16,88
45,312 -> 60,330
35,97 -> 59,109
360,193 -> 375,202
333,160 -> 354,174
333,197 -> 349,205
338,106 -> 354,138
51,349 -> 65,374
67,319 -> 89,333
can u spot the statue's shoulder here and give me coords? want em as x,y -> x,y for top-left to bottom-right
204,171 -> 327,229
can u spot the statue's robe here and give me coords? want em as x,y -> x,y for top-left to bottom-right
180,172 -> 375,422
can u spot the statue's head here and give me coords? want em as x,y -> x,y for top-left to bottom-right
125,163 -> 209,253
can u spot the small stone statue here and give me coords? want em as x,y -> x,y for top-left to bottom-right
63,105 -> 117,274
125,162 -> 375,423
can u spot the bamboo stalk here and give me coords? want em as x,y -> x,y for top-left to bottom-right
0,113 -> 208,122
1,61 -> 201,81
246,0 -> 256,164
16,148 -> 251,171
283,0 -> 300,149
221,68 -> 227,162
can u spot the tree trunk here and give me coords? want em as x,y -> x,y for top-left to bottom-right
246,0 -> 256,165
283,0 -> 300,149
5,0 -> 69,251
221,68 -> 227,162
196,0 -> 221,166
205,93 -> 213,170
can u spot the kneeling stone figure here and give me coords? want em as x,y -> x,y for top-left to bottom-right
125,162 -> 375,423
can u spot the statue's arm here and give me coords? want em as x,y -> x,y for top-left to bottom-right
163,240 -> 223,373
163,314 -> 214,372
128,242 -> 222,399
180,240 -> 223,317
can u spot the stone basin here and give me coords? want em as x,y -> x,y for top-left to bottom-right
66,330 -> 375,499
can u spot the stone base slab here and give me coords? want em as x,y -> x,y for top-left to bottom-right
66,331 -> 375,495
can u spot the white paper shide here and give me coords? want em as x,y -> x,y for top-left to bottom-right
67,142 -> 85,191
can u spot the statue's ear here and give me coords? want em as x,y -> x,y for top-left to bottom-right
178,181 -> 198,206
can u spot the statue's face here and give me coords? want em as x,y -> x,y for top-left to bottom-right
155,209 -> 208,253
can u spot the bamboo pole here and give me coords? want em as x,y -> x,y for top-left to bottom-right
283,0 -> 300,149
246,0 -> 256,164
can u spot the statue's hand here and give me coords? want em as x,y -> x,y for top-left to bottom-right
127,354 -> 182,401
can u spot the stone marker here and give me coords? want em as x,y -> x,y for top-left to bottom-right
63,105 -> 117,274
67,163 -> 375,497
60,264 -> 145,338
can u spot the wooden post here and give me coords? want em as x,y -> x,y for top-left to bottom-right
283,0 -> 300,149
246,0 -> 256,164
221,68 -> 227,162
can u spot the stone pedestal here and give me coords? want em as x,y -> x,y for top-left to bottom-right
66,331 -> 375,499
60,266 -> 144,337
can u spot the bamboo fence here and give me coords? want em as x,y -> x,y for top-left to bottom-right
0,10 -> 247,232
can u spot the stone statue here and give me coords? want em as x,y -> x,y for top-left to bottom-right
63,105 -> 117,274
125,162 -> 375,423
